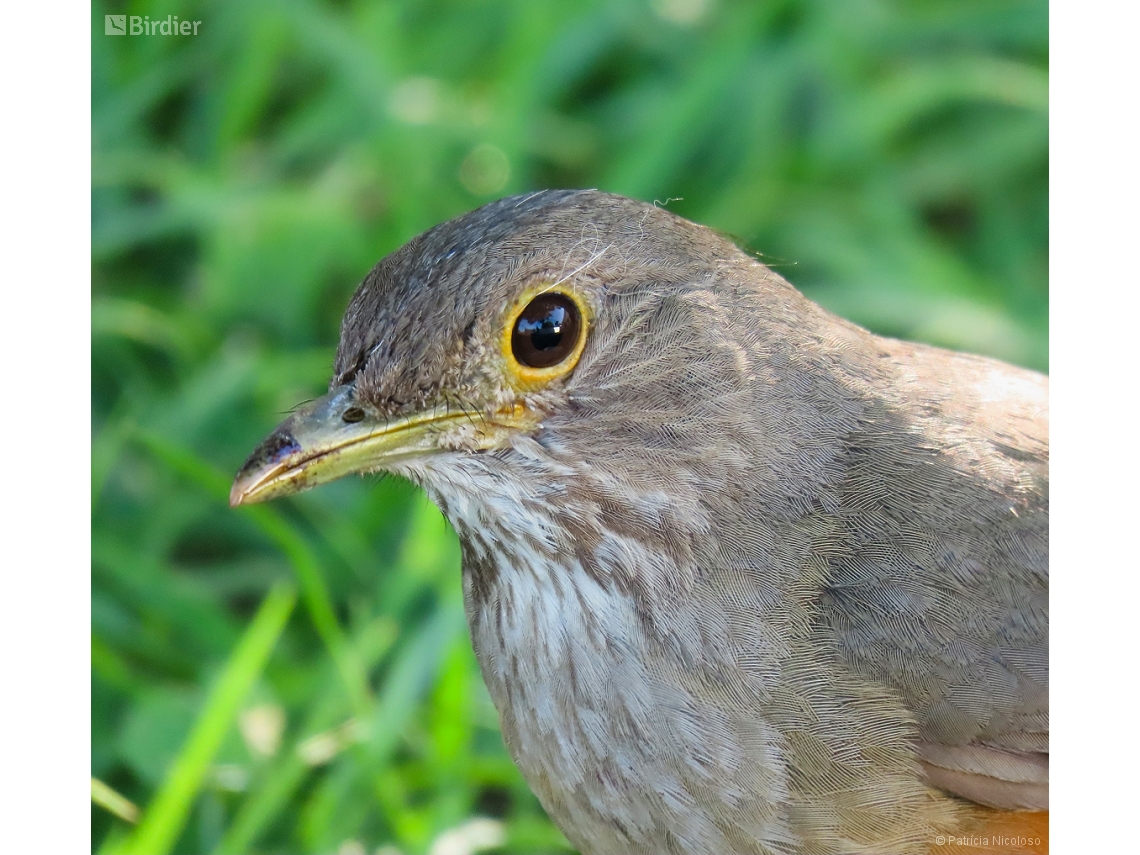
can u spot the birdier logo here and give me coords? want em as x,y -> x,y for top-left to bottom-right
104,15 -> 202,36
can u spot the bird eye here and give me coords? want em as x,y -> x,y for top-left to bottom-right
511,293 -> 582,369
500,288 -> 590,389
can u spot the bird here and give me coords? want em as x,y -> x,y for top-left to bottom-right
231,190 -> 1048,855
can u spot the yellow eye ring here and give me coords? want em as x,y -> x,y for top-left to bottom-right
500,284 -> 591,391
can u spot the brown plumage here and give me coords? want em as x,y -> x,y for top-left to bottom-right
232,190 -> 1048,854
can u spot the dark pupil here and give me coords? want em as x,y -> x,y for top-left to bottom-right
512,294 -> 580,369
521,306 -> 565,350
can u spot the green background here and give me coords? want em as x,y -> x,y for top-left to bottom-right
91,1 -> 1048,852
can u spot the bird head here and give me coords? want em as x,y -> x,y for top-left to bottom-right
231,190 -> 864,572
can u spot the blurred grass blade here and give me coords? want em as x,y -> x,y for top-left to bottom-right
92,296 -> 193,362
119,582 -> 297,855
214,752 -> 310,855
91,405 -> 136,509
217,619 -> 399,855
243,505 -> 373,716
92,777 -> 140,824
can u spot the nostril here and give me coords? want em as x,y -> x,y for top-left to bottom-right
342,407 -> 365,423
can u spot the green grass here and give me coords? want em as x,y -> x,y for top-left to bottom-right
92,1 -> 1047,852
118,581 -> 297,855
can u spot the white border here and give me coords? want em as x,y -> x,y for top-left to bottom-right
1050,0 -> 1139,850
1,4 -> 91,853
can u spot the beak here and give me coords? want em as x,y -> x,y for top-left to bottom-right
230,384 -> 507,507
